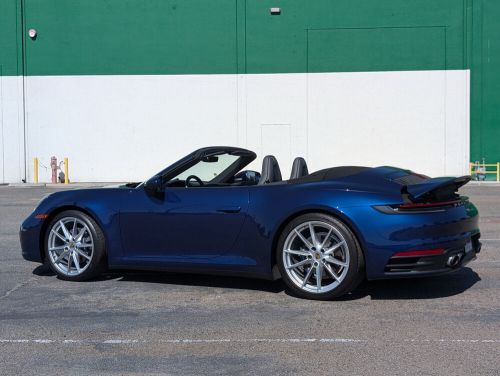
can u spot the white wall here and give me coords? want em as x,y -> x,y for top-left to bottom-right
0,76 -> 24,183
0,70 -> 469,183
306,70 -> 470,175
23,74 -> 240,183
243,70 -> 469,178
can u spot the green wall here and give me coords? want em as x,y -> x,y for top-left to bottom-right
246,0 -> 467,73
0,0 -> 22,76
307,27 -> 446,73
23,0 -> 238,75
470,0 -> 500,164
15,0 -> 470,76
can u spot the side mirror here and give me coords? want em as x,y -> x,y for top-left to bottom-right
144,176 -> 164,198
233,170 -> 261,185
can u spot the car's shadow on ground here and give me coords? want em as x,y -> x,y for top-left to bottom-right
31,264 -> 286,294
115,271 -> 287,294
32,265 -> 480,300
341,267 -> 481,301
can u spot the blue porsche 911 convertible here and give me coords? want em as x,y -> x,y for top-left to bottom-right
20,146 -> 481,300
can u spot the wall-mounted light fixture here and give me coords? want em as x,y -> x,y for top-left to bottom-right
28,28 -> 37,39
270,7 -> 281,15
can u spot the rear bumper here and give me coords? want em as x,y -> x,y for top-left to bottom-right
342,199 -> 480,280
382,233 -> 481,278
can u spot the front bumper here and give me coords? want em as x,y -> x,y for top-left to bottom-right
382,233 -> 481,278
20,217 -> 44,263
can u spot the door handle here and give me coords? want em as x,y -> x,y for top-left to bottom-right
216,206 -> 241,213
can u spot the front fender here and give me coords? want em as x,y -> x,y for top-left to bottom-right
20,188 -> 127,264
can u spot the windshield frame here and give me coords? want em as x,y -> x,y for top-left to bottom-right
140,146 -> 256,189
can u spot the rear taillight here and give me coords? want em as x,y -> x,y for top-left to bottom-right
397,200 -> 462,209
374,199 -> 464,214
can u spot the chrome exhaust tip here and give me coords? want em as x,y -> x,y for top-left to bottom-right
446,252 -> 464,267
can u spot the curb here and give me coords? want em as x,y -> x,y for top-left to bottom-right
468,181 -> 500,186
5,183 -> 124,188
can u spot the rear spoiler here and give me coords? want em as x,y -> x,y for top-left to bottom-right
404,176 -> 471,201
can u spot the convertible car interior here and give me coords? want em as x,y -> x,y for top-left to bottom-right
162,148 -> 310,188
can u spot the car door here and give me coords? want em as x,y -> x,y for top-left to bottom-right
119,186 -> 249,261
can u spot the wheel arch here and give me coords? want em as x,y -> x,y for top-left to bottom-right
39,205 -> 107,262
270,207 -> 367,277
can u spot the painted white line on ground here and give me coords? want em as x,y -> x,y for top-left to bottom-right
319,338 -> 365,343
0,338 -> 499,345
405,339 -> 500,344
480,239 -> 500,241
103,339 -> 139,344
0,338 -> 361,345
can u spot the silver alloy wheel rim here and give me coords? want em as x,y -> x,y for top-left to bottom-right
282,220 -> 350,294
47,217 -> 94,276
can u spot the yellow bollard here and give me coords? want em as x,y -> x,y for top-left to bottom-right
497,162 -> 499,182
34,157 -> 39,184
64,157 -> 69,184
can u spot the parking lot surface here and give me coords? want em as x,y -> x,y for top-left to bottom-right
0,185 -> 499,375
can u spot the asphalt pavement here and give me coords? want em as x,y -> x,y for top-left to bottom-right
0,184 -> 499,375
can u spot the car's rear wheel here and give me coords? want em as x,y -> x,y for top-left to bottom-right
277,213 -> 364,300
45,210 -> 106,281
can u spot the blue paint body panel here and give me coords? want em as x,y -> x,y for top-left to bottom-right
20,156 -> 480,281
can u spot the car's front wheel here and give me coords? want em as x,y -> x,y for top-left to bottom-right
45,210 -> 106,281
277,213 -> 364,300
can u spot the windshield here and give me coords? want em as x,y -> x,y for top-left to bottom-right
169,152 -> 240,184
139,147 -> 257,189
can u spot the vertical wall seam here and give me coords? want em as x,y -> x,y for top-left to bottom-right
20,0 -> 27,182
305,29 -> 309,161
464,0 -> 470,168
444,27 -> 448,174
244,0 -> 248,148
478,0 -> 484,159
236,0 -> 249,149
0,65 -> 4,183
235,0 -> 238,73
244,0 -> 247,74
464,69 -> 471,175
463,0 -> 467,69
235,0 -> 239,146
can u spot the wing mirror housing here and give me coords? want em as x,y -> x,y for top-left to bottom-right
144,176 -> 164,198
234,170 -> 261,185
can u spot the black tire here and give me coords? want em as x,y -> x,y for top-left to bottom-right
44,210 -> 107,281
276,213 -> 364,300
